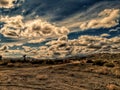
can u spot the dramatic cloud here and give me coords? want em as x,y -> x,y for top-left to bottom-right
0,15 -> 70,58
24,19 -> 69,38
22,35 -> 120,59
59,8 -> 120,31
0,15 -> 69,40
1,34 -> 120,59
79,9 -> 120,30
0,15 -> 70,48
0,0 -> 120,59
0,15 -> 24,38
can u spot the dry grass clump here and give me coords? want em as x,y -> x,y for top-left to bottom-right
13,63 -> 23,67
106,84 -> 120,90
112,67 -> 120,78
94,67 -> 110,75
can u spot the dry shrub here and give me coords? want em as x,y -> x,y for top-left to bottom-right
113,60 -> 120,66
93,60 -> 106,66
0,61 -> 8,65
86,59 -> 93,63
7,63 -> 14,67
104,63 -> 115,68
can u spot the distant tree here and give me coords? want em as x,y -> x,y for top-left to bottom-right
0,55 -> 2,60
23,54 -> 27,61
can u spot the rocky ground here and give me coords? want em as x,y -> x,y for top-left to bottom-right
0,53 -> 120,90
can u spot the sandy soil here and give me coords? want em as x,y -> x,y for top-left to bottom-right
0,53 -> 120,90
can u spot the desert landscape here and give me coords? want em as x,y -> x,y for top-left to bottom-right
0,53 -> 120,90
0,0 -> 120,90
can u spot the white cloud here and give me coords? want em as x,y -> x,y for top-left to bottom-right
0,15 -> 69,40
22,46 -> 32,52
0,0 -> 24,8
27,38 -> 45,44
0,0 -> 15,8
110,36 -> 120,44
79,9 -> 120,30
0,15 -> 70,55
40,35 -> 120,58
0,8 -> 120,58
24,19 -> 69,38
0,15 -> 24,38
109,27 -> 120,33
0,45 -> 9,51
100,33 -> 110,37
1,35 -> 120,59
59,9 -> 120,31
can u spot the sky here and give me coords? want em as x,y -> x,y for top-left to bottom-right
0,0 -> 120,59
